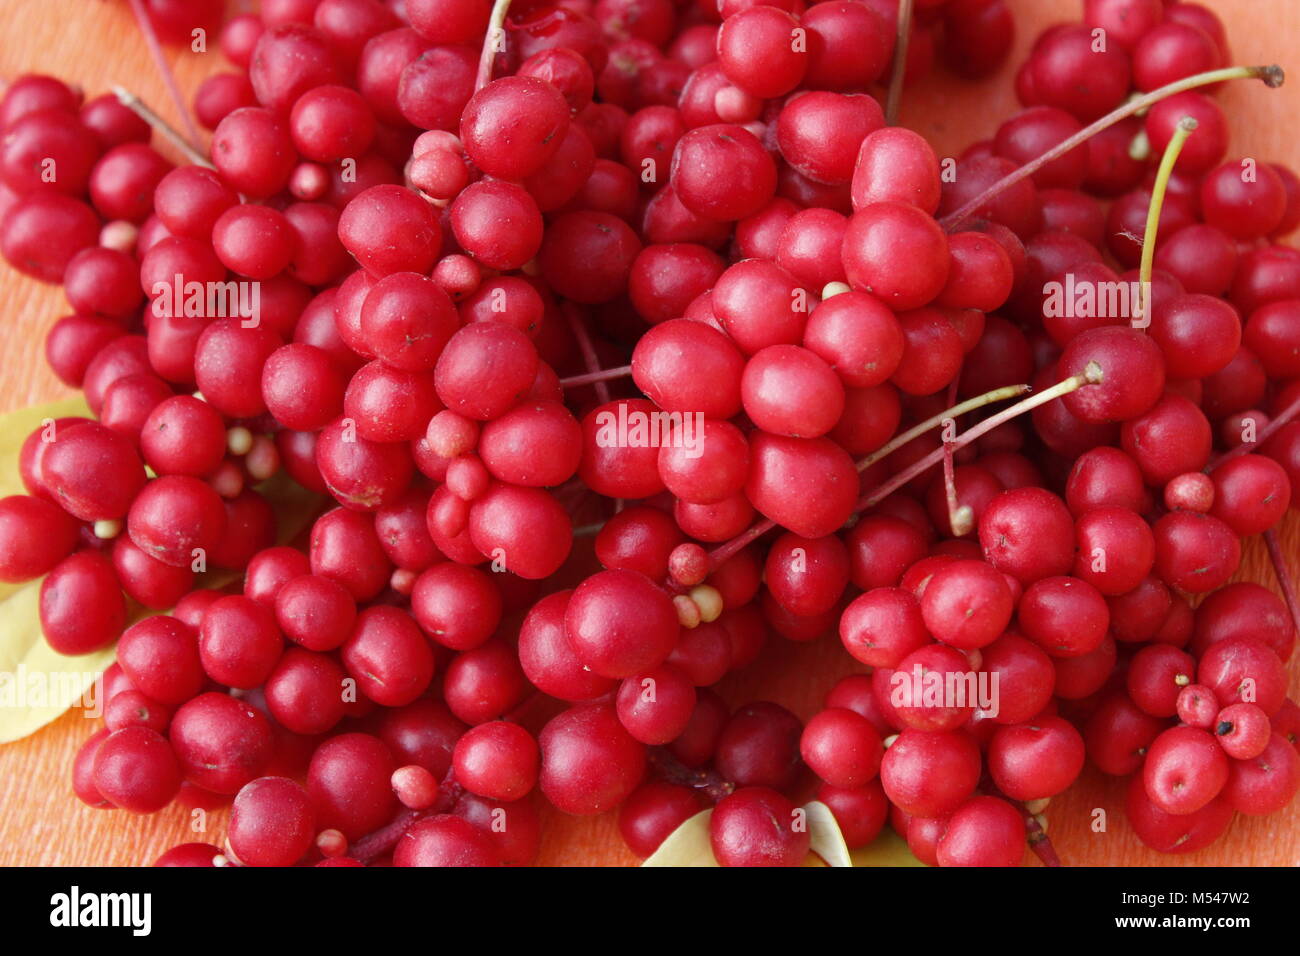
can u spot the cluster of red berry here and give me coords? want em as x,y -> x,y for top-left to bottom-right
0,0 -> 1297,868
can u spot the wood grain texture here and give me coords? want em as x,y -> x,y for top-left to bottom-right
1,0 -> 1298,867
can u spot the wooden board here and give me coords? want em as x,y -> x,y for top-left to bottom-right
0,0 -> 1298,866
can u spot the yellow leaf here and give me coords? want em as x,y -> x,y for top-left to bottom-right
0,396 -> 326,744
850,828 -> 928,867
0,579 -> 116,743
805,801 -> 853,867
641,808 -> 718,867
641,799 -> 922,867
0,396 -> 91,604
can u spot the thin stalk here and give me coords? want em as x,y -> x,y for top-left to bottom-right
1264,529 -> 1300,643
1207,391 -> 1300,471
476,0 -> 514,91
885,0 -> 915,126
856,384 -> 1028,473
563,305 -> 612,405
943,436 -> 972,536
941,64 -> 1284,230
706,517 -> 777,572
1136,116 -> 1198,328
126,0 -> 203,151
855,372 -> 1097,513
648,747 -> 735,805
112,87 -> 212,168
559,365 -> 633,388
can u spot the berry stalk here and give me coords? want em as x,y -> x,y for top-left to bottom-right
941,64 -> 1285,230
885,0 -> 915,126
1263,528 -> 1300,642
111,86 -> 213,168
476,0 -> 515,91
648,746 -> 736,804
854,370 -> 1100,514
563,304 -> 613,405
1136,116 -> 1198,327
1206,391 -> 1300,470
559,365 -> 632,388
125,0 -> 203,151
856,383 -> 1029,473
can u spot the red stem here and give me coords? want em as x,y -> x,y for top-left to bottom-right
940,65 -> 1284,231
563,305 -> 612,405
1264,529 -> 1300,641
706,517 -> 776,572
1207,392 -> 1300,471
126,0 -> 202,151
648,747 -> 735,804
351,773 -> 465,863
885,0 -> 914,126
559,365 -> 632,388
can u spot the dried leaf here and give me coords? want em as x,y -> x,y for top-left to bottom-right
0,397 -> 325,743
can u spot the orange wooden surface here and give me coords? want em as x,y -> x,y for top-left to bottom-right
1,0 -> 1299,866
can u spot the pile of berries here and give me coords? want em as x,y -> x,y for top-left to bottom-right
0,0 -> 1298,867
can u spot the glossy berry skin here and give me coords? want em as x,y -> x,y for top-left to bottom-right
745,432 -> 857,539
936,796 -> 1026,867
920,559 -> 1014,650
979,633 -> 1055,724
168,693 -> 273,795
741,345 -> 845,439
671,124 -> 777,222
264,648 -> 348,735
453,722 -> 540,801
1018,576 -> 1109,659
710,787 -> 809,867
154,843 -> 221,867
842,202 -> 949,311
564,569 -> 678,679
713,701 -> 803,792
307,733 -> 398,840
618,782 -> 704,858
800,708 -> 883,789
274,574 -> 356,652
717,7 -> 806,99
1143,726 -> 1230,816
1152,511 -> 1241,594
1198,637 -> 1287,716
460,76 -> 570,182
987,717 -> 1085,801
1215,703 -> 1272,761
228,776 -> 316,867
880,729 -> 981,818
41,423 -> 146,521
127,475 -> 226,569
0,495 -> 80,583
1221,732 -> 1300,815
394,815 -> 500,867
538,703 -> 646,816
1126,773 -> 1234,853
337,184 -> 441,277
342,606 -> 435,708
39,550 -> 126,654
115,616 -> 204,707
92,726 -> 181,813
435,323 -> 539,421
198,596 -> 284,689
